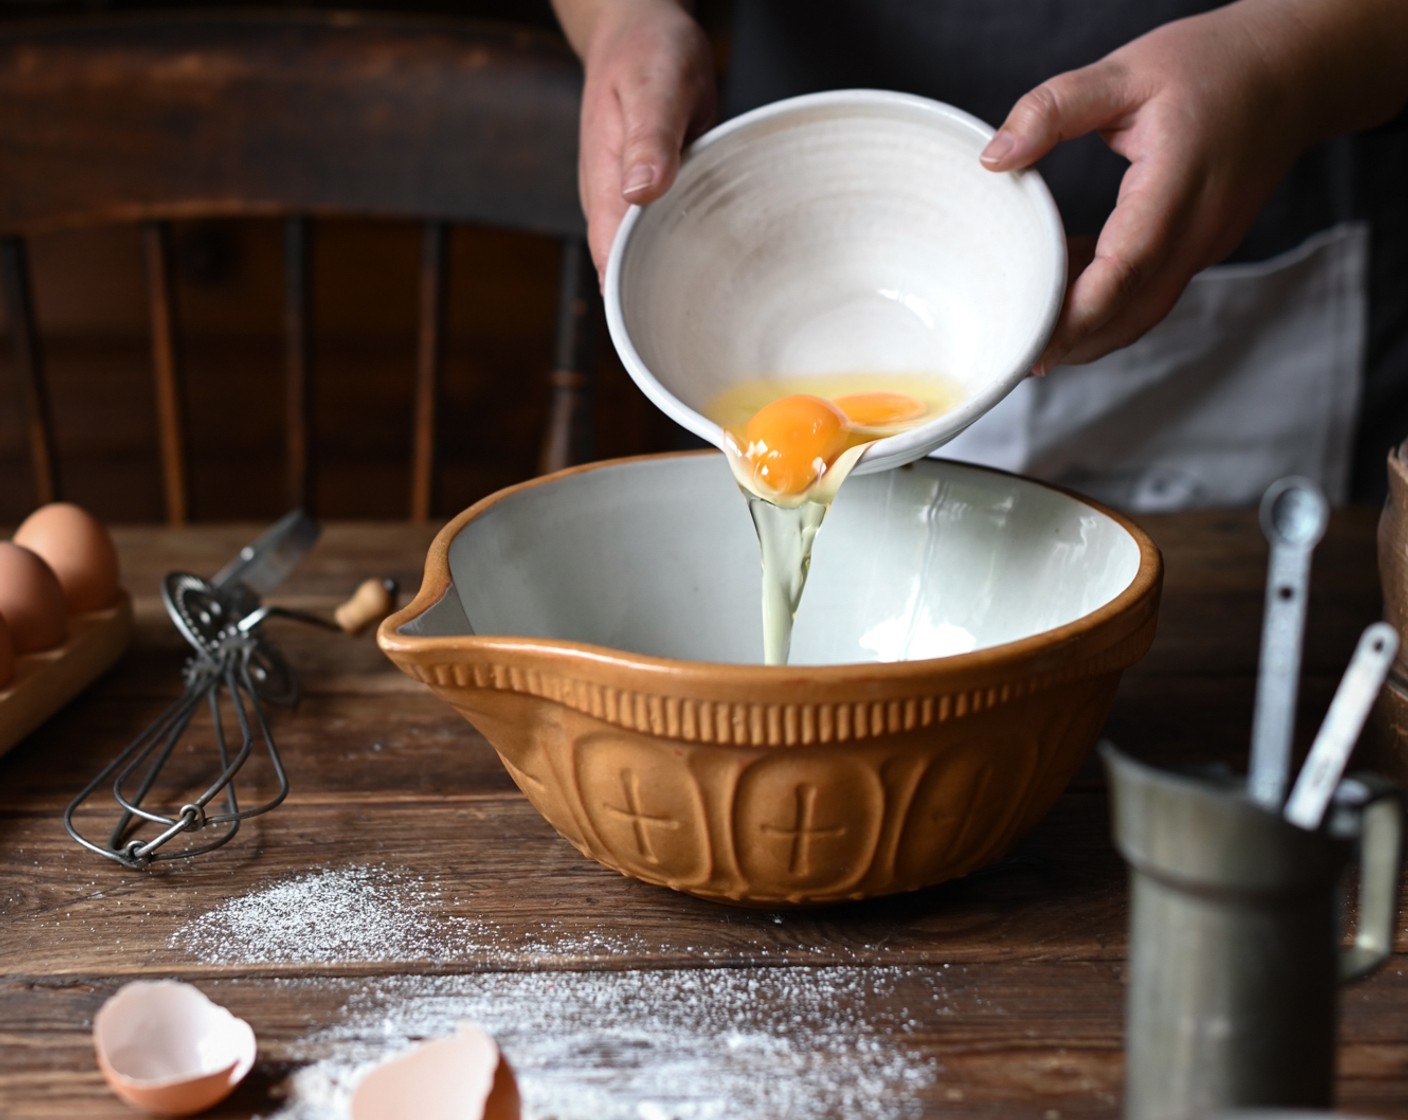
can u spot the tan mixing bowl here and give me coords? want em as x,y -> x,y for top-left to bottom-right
378,452 -> 1162,906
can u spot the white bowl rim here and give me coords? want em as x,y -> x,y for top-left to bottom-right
602,88 -> 1068,476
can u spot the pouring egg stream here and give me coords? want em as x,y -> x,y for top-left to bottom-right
706,372 -> 962,666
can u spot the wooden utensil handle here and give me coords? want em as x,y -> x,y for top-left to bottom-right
334,578 -> 397,635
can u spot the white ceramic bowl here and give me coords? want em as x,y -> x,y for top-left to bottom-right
604,89 -> 1066,474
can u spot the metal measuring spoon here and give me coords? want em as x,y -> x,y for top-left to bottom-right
1283,621 -> 1399,830
1248,477 -> 1330,808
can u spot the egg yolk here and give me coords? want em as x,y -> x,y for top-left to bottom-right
833,391 -> 926,429
737,394 -> 852,496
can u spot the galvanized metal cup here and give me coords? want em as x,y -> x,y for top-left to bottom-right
1102,743 -> 1402,1120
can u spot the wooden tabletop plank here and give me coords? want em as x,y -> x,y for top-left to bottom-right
3,792 -> 1131,978
9,784 -> 1408,981
1,962 -> 1125,1120
0,691 -> 519,810
4,962 -> 1406,1120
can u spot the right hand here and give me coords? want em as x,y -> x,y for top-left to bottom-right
561,0 -> 717,279
979,0 -> 1408,373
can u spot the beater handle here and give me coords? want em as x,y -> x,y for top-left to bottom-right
334,578 -> 398,634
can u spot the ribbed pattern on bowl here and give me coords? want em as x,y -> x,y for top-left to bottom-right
398,629 -> 1148,749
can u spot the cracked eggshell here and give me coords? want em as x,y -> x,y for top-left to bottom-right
93,980 -> 256,1117
351,1022 -> 520,1120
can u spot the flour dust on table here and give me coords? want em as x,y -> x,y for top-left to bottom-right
168,865 -> 944,1119
265,968 -> 939,1120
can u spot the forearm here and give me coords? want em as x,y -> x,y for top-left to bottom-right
548,0 -> 715,272
983,0 -> 1408,371
1230,0 -> 1408,143
551,0 -> 695,60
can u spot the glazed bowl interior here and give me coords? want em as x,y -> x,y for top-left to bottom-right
603,89 -> 1066,475
401,453 -> 1142,666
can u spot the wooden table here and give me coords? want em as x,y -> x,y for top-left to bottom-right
1,509 -> 1403,1119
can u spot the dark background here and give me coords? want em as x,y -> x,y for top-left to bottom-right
0,2 -> 731,523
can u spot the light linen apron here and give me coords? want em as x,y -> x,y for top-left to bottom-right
943,223 -> 1369,511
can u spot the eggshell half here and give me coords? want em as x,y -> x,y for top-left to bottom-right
351,1022 -> 520,1120
0,542 -> 68,653
14,501 -> 121,613
93,980 -> 256,1117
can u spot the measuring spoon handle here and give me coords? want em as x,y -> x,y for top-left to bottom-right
1284,622 -> 1399,830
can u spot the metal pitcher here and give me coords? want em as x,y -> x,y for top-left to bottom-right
1103,743 -> 1402,1120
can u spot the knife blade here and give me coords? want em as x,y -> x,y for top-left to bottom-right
210,509 -> 320,606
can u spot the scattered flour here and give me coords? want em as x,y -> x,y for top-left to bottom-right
170,865 -> 945,1119
265,967 -> 939,1120
170,864 -> 669,967
171,865 -> 451,965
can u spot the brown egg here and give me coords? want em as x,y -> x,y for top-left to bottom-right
0,542 -> 68,653
0,611 -> 14,689
13,502 -> 121,613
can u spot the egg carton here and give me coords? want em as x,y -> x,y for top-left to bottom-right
0,591 -> 133,758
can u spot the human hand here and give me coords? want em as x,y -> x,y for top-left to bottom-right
980,1 -> 1330,374
554,0 -> 716,280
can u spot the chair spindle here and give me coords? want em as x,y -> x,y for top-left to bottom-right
412,221 -> 449,523
1,236 -> 59,507
283,217 -> 314,514
539,237 -> 598,476
141,221 -> 190,525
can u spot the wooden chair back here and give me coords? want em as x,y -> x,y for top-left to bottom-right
0,11 -> 595,523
